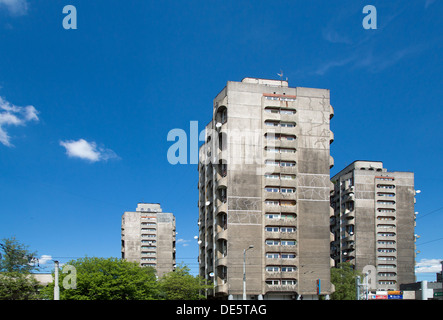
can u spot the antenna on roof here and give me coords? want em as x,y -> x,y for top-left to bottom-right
277,70 -> 288,83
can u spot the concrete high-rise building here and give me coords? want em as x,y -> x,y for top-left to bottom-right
121,203 -> 176,277
330,161 -> 416,292
198,77 -> 335,300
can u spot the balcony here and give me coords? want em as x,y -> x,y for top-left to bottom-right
265,257 -> 298,266
215,256 -> 228,267
265,283 -> 297,293
265,270 -> 297,279
264,217 -> 297,226
215,228 -> 228,241
343,209 -> 355,220
217,175 -> 227,188
216,199 -> 227,213
215,283 -> 228,295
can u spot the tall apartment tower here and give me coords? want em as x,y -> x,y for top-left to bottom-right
121,203 -> 176,277
330,161 -> 416,292
198,78 -> 335,300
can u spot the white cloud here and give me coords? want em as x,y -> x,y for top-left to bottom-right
415,258 -> 442,273
60,138 -> 119,162
0,96 -> 39,147
177,239 -> 192,247
0,0 -> 28,16
39,255 -> 53,265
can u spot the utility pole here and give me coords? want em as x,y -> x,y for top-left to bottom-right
54,260 -> 60,300
243,245 -> 254,300
356,276 -> 361,300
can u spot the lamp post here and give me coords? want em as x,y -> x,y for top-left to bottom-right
54,260 -> 60,300
243,245 -> 254,300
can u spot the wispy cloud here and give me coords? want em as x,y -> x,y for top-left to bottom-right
0,0 -> 29,16
425,0 -> 436,9
39,255 -> 53,265
177,239 -> 192,247
60,138 -> 119,162
322,28 -> 352,45
0,96 -> 39,147
314,42 -> 427,75
415,258 -> 442,273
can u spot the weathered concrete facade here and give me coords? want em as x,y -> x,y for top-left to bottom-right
330,161 -> 416,292
198,78 -> 334,299
121,203 -> 176,277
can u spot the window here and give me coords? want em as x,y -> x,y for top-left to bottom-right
379,280 -> 396,285
266,213 -> 280,219
280,200 -> 296,206
281,266 -> 296,272
378,248 -> 396,253
265,200 -> 280,206
280,148 -> 296,153
280,161 -> 296,167
378,264 -> 396,269
265,134 -> 279,140
265,147 -> 279,153
265,107 -> 280,113
281,188 -> 295,193
266,280 -> 280,285
281,279 -> 297,285
280,227 -> 296,233
265,160 -> 279,166
378,256 -> 396,261
265,121 -> 279,127
280,122 -> 295,128
281,240 -> 296,246
377,193 -> 395,197
281,135 -> 296,141
266,253 -> 279,259
266,266 -> 279,272
280,109 -> 296,115
141,257 -> 156,261
378,208 -> 396,213
266,240 -> 279,246
266,227 -> 279,232
377,200 -> 395,205
265,174 -> 279,179
281,254 -> 296,259
378,240 -> 396,245
281,214 -> 296,220
377,184 -> 395,189
378,232 -> 396,237
376,177 -> 395,181
281,174 -> 296,180
265,187 -> 280,193
378,272 -> 396,277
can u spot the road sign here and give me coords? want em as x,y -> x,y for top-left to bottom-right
388,295 -> 403,299
434,292 -> 443,297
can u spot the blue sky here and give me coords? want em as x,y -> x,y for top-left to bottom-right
0,0 -> 442,281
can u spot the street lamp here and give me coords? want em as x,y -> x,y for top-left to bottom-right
243,245 -> 254,300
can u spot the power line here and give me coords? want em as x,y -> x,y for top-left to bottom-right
416,206 -> 443,220
416,237 -> 443,246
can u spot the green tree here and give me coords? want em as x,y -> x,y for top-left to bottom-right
41,257 -> 160,300
330,262 -> 362,300
0,237 -> 41,300
158,264 -> 212,300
